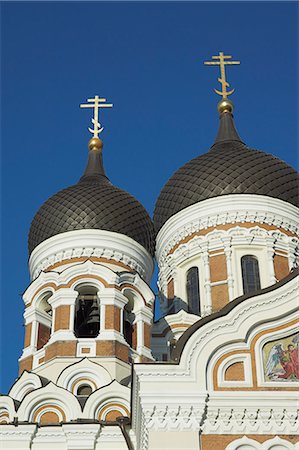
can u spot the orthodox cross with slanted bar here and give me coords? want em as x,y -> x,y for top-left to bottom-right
80,95 -> 113,138
204,52 -> 240,99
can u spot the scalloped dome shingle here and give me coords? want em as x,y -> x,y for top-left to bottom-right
154,113 -> 298,232
29,142 -> 155,256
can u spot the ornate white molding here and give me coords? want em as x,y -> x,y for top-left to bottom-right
202,394 -> 298,435
156,195 -> 299,267
29,229 -> 154,283
56,358 -> 112,391
158,224 -> 299,295
225,436 -> 296,450
135,271 -> 298,380
136,394 -> 207,450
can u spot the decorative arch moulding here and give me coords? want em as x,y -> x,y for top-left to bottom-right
155,195 -> 299,265
23,260 -> 154,309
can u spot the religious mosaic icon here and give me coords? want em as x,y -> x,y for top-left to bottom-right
263,333 -> 299,382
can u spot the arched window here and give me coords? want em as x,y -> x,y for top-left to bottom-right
77,384 -> 92,396
241,255 -> 261,295
186,267 -> 200,315
74,286 -> 100,338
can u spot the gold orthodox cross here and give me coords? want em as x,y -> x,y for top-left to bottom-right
80,95 -> 113,138
204,52 -> 240,99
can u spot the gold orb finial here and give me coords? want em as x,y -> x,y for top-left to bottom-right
88,137 -> 103,151
217,98 -> 234,114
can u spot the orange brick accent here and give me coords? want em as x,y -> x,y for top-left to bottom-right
46,256 -> 133,273
28,277 -> 147,307
105,410 -> 123,421
33,405 -> 66,424
98,403 -> 129,421
81,347 -> 90,354
39,411 -> 60,424
213,318 -> 298,391
210,254 -> 227,282
54,305 -> 70,331
144,323 -> 151,348
19,356 -> 33,375
105,305 -> 121,331
37,323 -> 51,350
201,434 -> 298,449
168,222 -> 297,256
274,254 -> 290,281
167,279 -> 174,307
211,284 -> 229,312
45,340 -> 77,361
96,340 -> 129,362
24,323 -> 32,348
224,361 -> 245,381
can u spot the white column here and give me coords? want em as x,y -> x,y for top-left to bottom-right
266,236 -> 276,285
47,289 -> 78,343
100,303 -> 106,331
30,320 -> 38,350
96,289 -> 127,343
137,318 -> 144,348
223,238 -> 234,301
120,308 -> 124,335
202,244 -> 212,315
135,309 -> 154,360
288,239 -> 298,270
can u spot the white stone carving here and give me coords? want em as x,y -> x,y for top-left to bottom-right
225,435 -> 296,449
156,195 -> 299,267
56,358 -> 112,392
29,229 -> 154,282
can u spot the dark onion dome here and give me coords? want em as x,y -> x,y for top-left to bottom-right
154,108 -> 299,232
29,138 -> 155,256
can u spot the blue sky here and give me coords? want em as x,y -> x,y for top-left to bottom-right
1,1 -> 298,393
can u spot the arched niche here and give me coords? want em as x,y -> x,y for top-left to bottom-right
74,284 -> 100,338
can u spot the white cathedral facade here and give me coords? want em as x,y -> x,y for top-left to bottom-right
1,57 -> 298,450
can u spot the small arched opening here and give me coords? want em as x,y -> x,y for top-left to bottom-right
74,285 -> 100,338
77,384 -> 93,396
122,291 -> 136,348
36,292 -> 53,350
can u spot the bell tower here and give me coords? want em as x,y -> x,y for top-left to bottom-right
19,96 -> 156,386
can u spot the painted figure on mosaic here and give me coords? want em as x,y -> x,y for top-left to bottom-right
264,333 -> 299,381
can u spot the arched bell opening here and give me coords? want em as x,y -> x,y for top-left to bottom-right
36,292 -> 53,350
123,295 -> 135,348
74,285 -> 100,338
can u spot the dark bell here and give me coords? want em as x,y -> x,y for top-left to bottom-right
85,299 -> 100,325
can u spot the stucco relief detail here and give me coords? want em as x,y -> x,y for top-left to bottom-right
158,225 -> 298,293
202,406 -> 298,434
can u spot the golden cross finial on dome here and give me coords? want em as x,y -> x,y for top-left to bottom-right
204,52 -> 240,99
80,95 -> 113,138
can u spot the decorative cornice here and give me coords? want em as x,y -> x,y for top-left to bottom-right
156,195 -> 299,267
29,229 -> 154,283
158,225 -> 299,292
202,400 -> 298,434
